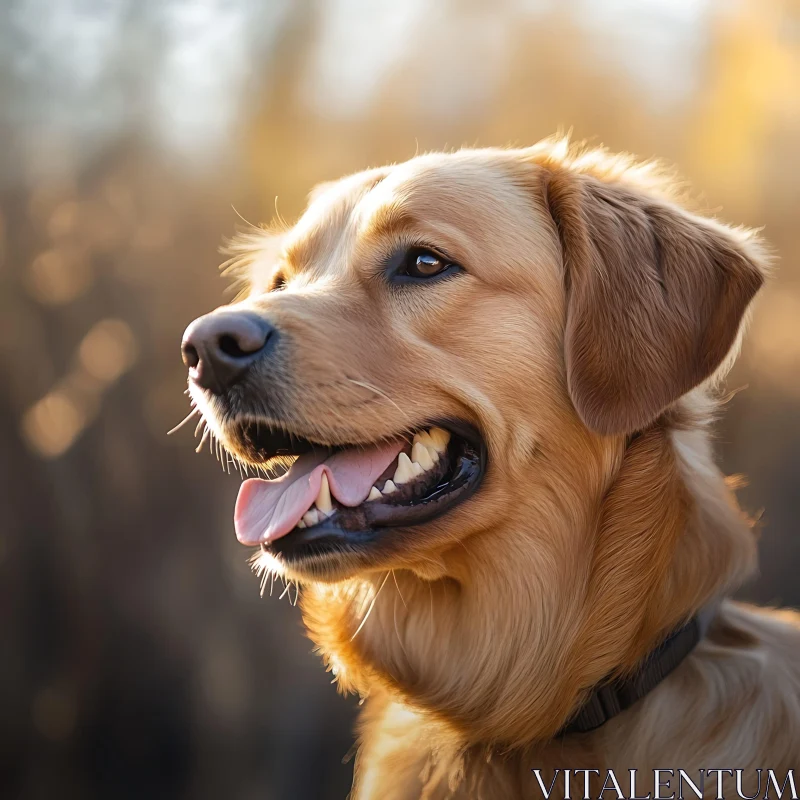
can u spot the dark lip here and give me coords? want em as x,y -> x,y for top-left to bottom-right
250,419 -> 487,565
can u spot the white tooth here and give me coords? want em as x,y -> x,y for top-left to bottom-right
316,473 -> 333,515
303,508 -> 319,527
414,432 -> 440,462
414,431 -> 435,448
367,486 -> 382,501
428,427 -> 450,453
382,480 -> 397,494
296,520 -> 307,529
412,442 -> 434,470
411,461 -> 424,477
393,452 -> 415,484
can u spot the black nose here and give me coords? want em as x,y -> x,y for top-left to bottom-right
181,310 -> 275,394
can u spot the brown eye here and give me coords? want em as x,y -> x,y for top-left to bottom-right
412,252 -> 444,276
399,248 -> 459,280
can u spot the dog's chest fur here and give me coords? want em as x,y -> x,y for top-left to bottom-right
348,602 -> 800,799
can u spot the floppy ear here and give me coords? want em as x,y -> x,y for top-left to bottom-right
545,170 -> 766,435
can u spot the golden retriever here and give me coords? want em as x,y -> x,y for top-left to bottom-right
181,140 -> 800,799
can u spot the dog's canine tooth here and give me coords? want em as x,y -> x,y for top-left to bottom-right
382,480 -> 397,494
414,431 -> 435,448
411,461 -> 424,477
316,473 -> 333,515
416,431 -> 441,462
428,427 -> 450,453
393,452 -> 415,484
367,486 -> 382,501
296,519 -> 307,529
303,508 -> 319,527
411,442 -> 434,470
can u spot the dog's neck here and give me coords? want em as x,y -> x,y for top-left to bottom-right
301,392 -> 757,748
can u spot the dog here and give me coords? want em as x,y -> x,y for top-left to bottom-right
181,140 -> 800,798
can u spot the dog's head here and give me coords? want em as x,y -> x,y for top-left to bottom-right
182,143 -> 766,587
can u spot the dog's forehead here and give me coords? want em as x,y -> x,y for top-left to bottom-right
281,168 -> 385,272
283,150 -> 542,279
356,152 -> 523,222
289,170 -> 384,242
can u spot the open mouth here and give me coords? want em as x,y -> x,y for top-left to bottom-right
232,420 -> 486,562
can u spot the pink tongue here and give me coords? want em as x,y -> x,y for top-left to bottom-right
234,440 -> 405,545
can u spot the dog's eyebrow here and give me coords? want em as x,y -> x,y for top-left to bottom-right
282,177 -> 391,272
358,201 -> 417,244
282,214 -> 344,272
281,237 -> 312,272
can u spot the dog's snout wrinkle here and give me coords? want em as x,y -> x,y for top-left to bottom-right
181,309 -> 276,395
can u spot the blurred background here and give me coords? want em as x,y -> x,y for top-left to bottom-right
1,0 -> 798,797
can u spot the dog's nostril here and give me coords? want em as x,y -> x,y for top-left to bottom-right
182,342 -> 200,369
219,334 -> 251,359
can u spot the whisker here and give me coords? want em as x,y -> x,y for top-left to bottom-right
392,569 -> 408,610
350,571 -> 390,642
196,425 -> 210,453
346,379 -> 410,422
231,203 -> 259,231
259,568 -> 269,598
392,584 -> 409,662
167,407 -> 200,436
273,196 -> 288,229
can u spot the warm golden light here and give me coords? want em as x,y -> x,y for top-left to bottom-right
26,247 -> 91,306
22,388 -> 86,458
21,319 -> 138,458
749,290 -> 800,396
78,319 -> 137,385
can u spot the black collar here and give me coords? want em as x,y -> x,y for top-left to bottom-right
558,602 -> 719,736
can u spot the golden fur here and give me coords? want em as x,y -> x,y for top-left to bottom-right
200,140 -> 800,797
